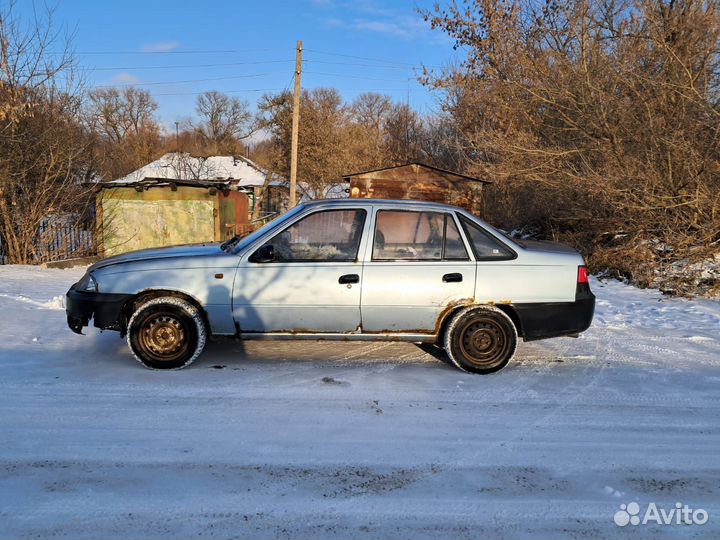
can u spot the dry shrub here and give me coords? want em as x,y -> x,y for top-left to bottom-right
423,0 -> 720,295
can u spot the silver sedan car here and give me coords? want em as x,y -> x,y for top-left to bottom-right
66,199 -> 595,373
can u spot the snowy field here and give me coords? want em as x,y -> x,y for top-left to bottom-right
0,265 -> 718,539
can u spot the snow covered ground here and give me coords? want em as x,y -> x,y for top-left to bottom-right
0,265 -> 718,539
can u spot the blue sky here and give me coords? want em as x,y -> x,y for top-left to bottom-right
19,0 -> 464,128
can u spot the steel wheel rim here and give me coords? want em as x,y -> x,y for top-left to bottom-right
138,314 -> 189,362
458,316 -> 510,367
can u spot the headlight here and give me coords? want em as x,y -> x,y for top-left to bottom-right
76,272 -> 98,292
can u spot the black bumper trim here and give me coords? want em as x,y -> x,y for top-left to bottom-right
513,295 -> 595,341
66,286 -> 133,333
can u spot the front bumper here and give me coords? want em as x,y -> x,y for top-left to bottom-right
66,285 -> 133,334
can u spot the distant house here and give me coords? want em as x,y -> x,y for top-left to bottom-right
111,153 -> 288,218
343,163 -> 490,215
94,153 -> 287,256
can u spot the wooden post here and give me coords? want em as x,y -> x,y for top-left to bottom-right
289,40 -> 302,207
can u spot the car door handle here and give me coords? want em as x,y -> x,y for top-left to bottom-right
338,274 -> 360,284
442,273 -> 463,283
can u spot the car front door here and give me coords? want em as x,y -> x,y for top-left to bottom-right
232,207 -> 368,333
360,209 -> 476,333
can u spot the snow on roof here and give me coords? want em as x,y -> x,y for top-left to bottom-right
111,153 -> 283,188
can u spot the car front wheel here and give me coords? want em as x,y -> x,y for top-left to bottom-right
127,296 -> 206,370
443,306 -> 518,374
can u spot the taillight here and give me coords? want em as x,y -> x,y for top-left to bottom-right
577,265 -> 589,284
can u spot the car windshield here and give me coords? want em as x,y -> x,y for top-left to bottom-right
222,205 -> 306,254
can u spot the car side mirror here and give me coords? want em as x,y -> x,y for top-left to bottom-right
251,244 -> 275,263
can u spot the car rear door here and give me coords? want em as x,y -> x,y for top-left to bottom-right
360,208 -> 476,333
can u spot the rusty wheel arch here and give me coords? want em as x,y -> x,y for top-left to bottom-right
436,302 -> 524,344
120,290 -> 210,337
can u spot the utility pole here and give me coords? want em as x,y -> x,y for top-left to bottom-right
289,40 -> 302,207
174,121 -> 181,177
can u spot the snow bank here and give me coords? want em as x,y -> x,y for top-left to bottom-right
0,265 -> 718,539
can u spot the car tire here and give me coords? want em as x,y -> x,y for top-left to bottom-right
127,296 -> 206,370
443,306 -> 517,374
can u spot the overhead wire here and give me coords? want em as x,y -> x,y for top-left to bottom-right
90,59 -> 295,71
79,47 -> 430,104
59,47 -> 287,55
303,48 -> 418,67
304,71 -> 419,83
304,59 -> 421,70
91,73 -> 279,88
150,88 -> 286,97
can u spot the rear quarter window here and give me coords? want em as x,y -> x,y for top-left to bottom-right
459,216 -> 516,261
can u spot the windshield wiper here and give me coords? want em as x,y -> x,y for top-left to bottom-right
220,235 -> 240,252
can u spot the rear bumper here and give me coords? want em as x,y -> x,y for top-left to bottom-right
66,286 -> 132,334
514,293 -> 595,341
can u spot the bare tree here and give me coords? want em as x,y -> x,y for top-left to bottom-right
88,87 -> 158,144
350,92 -> 392,131
257,87 -> 433,199
423,0 -> 720,294
258,88 -> 352,198
0,2 -> 93,264
349,92 -> 392,166
382,103 -> 425,165
86,86 -> 162,180
192,91 -> 254,155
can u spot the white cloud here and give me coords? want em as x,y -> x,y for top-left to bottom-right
141,41 -> 181,53
315,1 -> 446,44
321,17 -> 345,27
325,15 -> 444,43
353,20 -> 412,40
111,73 -> 140,84
343,0 -> 395,18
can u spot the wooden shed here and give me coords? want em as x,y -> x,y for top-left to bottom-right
343,163 -> 490,215
95,178 -> 250,256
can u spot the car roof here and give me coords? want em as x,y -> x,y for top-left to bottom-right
302,198 -> 466,213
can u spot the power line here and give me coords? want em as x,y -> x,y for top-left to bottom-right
304,71 -> 420,83
304,59 -> 421,70
148,86 -> 416,97
60,47 -> 286,55
304,48 -> 420,67
150,88 -> 285,97
91,72 -> 279,89
335,88 -> 415,93
282,69 -> 296,94
90,59 -> 294,71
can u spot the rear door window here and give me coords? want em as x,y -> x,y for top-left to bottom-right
372,210 -> 469,261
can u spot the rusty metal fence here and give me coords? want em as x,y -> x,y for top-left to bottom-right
37,219 -> 96,262
0,218 -> 96,265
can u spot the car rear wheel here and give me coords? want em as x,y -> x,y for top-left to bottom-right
443,306 -> 517,374
127,296 -> 206,370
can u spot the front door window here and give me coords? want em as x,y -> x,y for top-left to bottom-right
256,209 -> 366,262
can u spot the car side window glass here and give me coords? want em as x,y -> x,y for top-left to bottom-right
260,209 -> 366,262
444,216 -> 470,260
373,211 -> 469,261
460,216 -> 515,260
